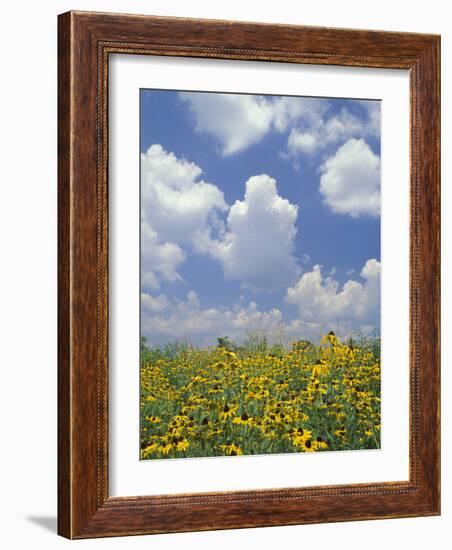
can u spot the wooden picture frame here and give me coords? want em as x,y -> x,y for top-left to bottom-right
58,10 -> 440,539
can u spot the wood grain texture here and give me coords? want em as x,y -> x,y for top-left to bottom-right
57,10 -> 72,538
57,10 -> 440,539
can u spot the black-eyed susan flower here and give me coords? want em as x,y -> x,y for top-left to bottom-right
140,331 -> 381,459
219,403 -> 238,420
232,412 -> 254,426
145,415 -> 161,424
314,436 -> 328,450
159,442 -> 173,455
220,442 -> 243,456
294,438 -> 316,452
334,427 -> 347,441
141,440 -> 159,458
175,438 -> 189,452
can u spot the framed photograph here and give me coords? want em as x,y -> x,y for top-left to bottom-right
58,11 -> 440,538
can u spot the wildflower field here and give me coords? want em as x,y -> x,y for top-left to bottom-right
140,333 -> 381,459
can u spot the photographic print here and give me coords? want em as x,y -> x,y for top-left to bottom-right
140,89 -> 381,460
58,13 -> 440,537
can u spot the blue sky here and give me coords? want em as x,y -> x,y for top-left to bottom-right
140,89 -> 381,346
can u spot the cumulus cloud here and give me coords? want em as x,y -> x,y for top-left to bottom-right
141,144 -> 227,244
179,92 -> 329,156
196,174 -> 300,291
179,91 -> 380,166
271,96 -> 329,133
285,259 -> 380,326
319,138 -> 380,217
141,291 -> 285,347
286,102 -> 380,159
141,258 -> 381,347
323,107 -> 370,143
140,281 -> 379,348
141,146 -> 300,292
141,224 -> 185,290
141,292 -> 170,313
180,92 -> 273,156
140,144 -> 227,288
360,100 -> 381,137
287,128 -> 319,155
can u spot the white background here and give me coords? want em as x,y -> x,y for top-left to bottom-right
110,55 -> 409,496
0,1 -> 449,549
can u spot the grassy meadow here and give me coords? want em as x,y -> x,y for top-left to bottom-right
140,332 -> 381,459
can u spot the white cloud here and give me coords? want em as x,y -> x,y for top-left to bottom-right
141,257 -> 381,347
287,128 -> 319,155
319,138 -> 380,217
360,100 -> 381,137
141,291 -> 285,347
324,107 -> 369,143
141,146 -> 303,292
141,144 -> 227,288
196,174 -> 300,292
286,102 -> 380,158
141,224 -> 185,290
141,292 -> 170,313
231,301 -> 283,331
141,144 -> 227,244
179,92 -> 380,165
180,92 -> 329,156
141,281 -> 379,348
272,96 -> 329,133
180,92 -> 273,156
285,259 -> 380,326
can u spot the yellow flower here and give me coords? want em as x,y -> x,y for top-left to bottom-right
141,441 -> 158,458
246,388 -> 270,400
334,427 -> 347,440
220,443 -> 243,456
289,427 -> 312,447
219,403 -> 238,420
159,443 -> 172,455
321,331 -> 340,347
313,436 -> 328,450
295,438 -> 316,452
145,415 -> 161,423
275,379 -> 289,391
175,439 -> 189,452
232,412 -> 254,426
207,428 -> 223,438
312,361 -> 329,378
140,331 -> 381,459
